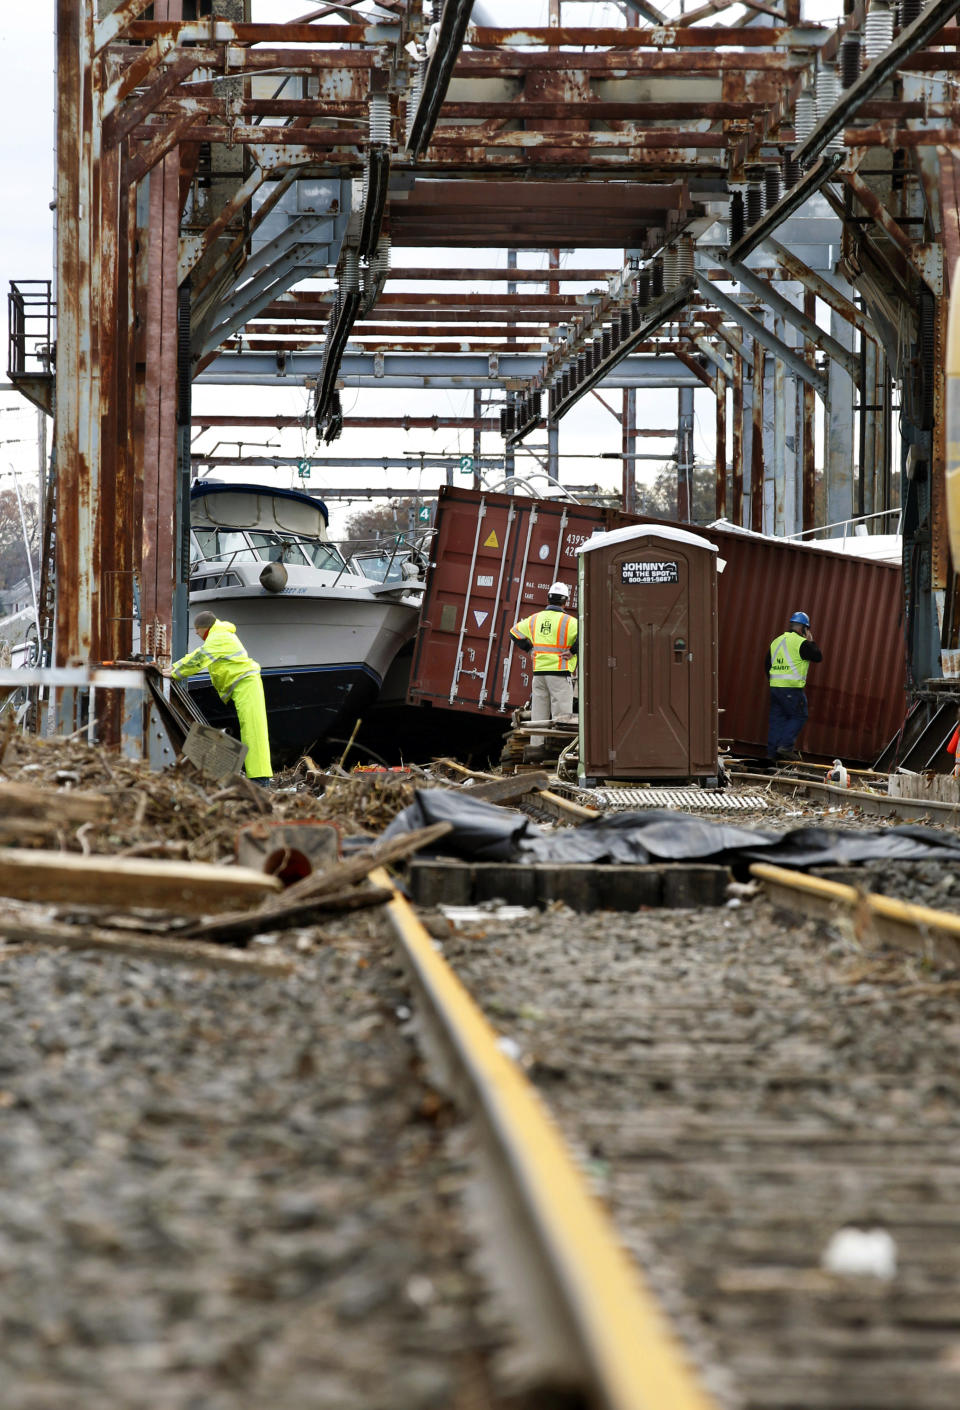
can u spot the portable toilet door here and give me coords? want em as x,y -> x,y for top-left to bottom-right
576,524 -> 719,784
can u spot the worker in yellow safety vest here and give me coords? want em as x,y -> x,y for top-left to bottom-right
509,581 -> 578,762
764,609 -> 822,764
169,612 -> 273,784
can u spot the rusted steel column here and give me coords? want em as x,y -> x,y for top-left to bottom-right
715,372 -> 726,520
54,0 -> 90,675
862,335 -> 878,519
773,350 -> 786,535
802,292 -> 817,532
622,386 -> 637,514
751,345 -> 765,533
732,352 -> 744,526
140,147 -> 181,656
473,389 -> 482,491
139,0 -> 183,660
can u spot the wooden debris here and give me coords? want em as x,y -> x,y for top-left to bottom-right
0,910 -> 293,974
0,779 -> 110,822
0,849 -> 282,915
464,771 -> 550,804
184,884 -> 393,947
182,821 -> 453,945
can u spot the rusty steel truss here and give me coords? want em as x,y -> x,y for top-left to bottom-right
7,0 -> 960,735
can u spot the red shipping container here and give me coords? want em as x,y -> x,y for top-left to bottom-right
408,487 -> 906,764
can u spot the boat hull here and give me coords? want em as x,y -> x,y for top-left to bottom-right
187,661 -> 382,763
186,588 -> 420,761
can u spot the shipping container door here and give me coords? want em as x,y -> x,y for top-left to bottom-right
607,547 -> 690,773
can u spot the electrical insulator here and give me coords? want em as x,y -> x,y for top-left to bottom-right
638,272 -> 651,306
746,183 -> 763,228
840,35 -> 861,89
794,90 -> 816,142
864,0 -> 894,57
369,93 -> 391,145
341,249 -> 360,294
764,167 -> 782,211
662,245 -> 679,291
729,191 -> 745,246
782,153 -> 801,190
816,64 -> 843,152
678,236 -> 695,282
652,259 -> 664,298
620,308 -> 631,339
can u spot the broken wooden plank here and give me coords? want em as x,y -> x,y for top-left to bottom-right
464,771 -> 550,804
179,821 -> 454,943
0,913 -> 293,974
0,848 -> 282,914
0,780 -> 110,823
279,821 -> 453,904
184,883 -> 392,946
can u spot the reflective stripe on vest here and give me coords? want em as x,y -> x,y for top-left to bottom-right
514,609 -> 576,673
768,631 -> 809,688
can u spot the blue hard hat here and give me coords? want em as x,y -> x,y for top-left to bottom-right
789,611 -> 810,627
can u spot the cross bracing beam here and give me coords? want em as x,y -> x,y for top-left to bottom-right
715,255 -> 862,384
198,352 -> 700,388
695,275 -> 829,399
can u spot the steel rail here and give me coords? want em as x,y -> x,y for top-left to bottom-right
750,862 -> 960,966
727,770 -> 960,823
373,868 -> 718,1410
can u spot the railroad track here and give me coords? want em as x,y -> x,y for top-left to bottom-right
728,769 -> 960,824
397,865 -> 960,1410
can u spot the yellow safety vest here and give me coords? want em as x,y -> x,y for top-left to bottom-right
510,608 -> 578,674
171,619 -> 261,702
768,631 -> 809,688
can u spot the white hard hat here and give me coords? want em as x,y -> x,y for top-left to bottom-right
548,580 -> 571,598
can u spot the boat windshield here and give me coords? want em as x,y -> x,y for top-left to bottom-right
349,548 -> 409,585
192,527 -> 348,573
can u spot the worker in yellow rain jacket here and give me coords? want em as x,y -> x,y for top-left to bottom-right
170,612 -> 272,784
509,581 -> 578,762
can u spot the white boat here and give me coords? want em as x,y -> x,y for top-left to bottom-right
187,482 -> 425,759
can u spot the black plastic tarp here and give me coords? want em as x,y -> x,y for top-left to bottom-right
382,790 -> 960,869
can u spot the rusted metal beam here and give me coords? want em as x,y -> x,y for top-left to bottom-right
55,0 -> 85,671
842,167 -> 940,293
94,0 -> 155,56
125,108 -> 204,186
844,125 -> 960,147
386,267 -> 615,282
750,343 -> 765,533
732,350 -> 744,525
184,97 -> 769,121
192,415 -> 501,429
765,239 -> 874,339
715,371 -> 727,520
465,24 -> 815,45
103,51 -> 202,145
717,255 -> 862,384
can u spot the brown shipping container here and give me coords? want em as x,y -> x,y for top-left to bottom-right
578,526 -> 719,783
408,487 -> 906,764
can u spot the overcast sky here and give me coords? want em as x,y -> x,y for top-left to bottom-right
0,1 -> 840,530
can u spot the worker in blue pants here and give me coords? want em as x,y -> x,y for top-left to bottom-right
765,610 -> 822,763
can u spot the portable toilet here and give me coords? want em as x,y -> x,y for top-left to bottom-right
576,524 -> 719,786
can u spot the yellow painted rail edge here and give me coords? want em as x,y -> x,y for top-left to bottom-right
750,862 -> 960,957
373,866 -> 717,1410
